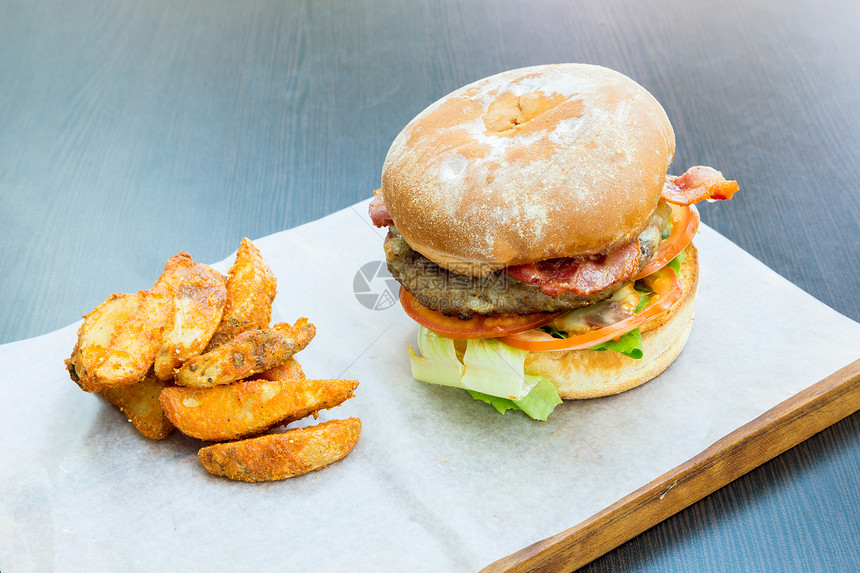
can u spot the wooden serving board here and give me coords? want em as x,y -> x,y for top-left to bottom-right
482,357 -> 860,572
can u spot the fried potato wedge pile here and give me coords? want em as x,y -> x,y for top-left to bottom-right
66,239 -> 360,482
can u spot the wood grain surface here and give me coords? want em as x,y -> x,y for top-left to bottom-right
484,358 -> 860,572
1,0 -> 858,570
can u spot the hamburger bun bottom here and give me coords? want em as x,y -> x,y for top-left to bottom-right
524,244 -> 699,399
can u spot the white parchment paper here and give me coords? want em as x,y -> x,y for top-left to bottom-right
2,199 -> 859,572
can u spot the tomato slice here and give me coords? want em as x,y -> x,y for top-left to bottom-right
634,203 -> 699,280
498,266 -> 683,351
399,288 -> 563,339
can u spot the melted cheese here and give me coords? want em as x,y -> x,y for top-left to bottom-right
547,284 -> 642,336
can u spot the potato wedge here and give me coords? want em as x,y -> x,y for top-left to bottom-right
160,376 -> 357,441
254,357 -> 305,382
174,319 -> 315,388
95,253 -> 195,387
205,238 -> 277,351
198,418 -> 362,482
66,355 -> 175,439
99,375 -> 175,440
154,262 -> 227,380
71,292 -> 141,391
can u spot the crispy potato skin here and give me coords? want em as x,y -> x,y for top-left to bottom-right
160,377 -> 357,441
254,357 -> 306,382
72,292 -> 141,391
154,263 -> 227,380
205,238 -> 277,352
94,253 -> 196,387
198,418 -> 361,482
93,289 -> 172,387
99,375 -> 175,439
174,320 -> 315,388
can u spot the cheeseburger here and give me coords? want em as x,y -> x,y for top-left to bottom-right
370,64 -> 737,420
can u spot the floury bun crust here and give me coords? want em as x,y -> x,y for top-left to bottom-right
381,64 -> 676,277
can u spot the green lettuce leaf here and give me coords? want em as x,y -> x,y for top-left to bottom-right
467,377 -> 562,421
634,292 -> 652,314
661,219 -> 673,240
408,328 -> 465,389
590,327 -> 643,359
408,327 -> 562,420
537,325 -> 569,339
667,248 -> 687,274
461,336 -> 537,400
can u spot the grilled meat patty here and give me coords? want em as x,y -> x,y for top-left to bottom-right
385,202 -> 671,318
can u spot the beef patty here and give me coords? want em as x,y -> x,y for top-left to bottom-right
385,201 -> 671,318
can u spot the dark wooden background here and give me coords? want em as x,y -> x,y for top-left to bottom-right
2,0 -> 858,570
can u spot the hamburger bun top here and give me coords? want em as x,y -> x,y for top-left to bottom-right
381,63 -> 675,277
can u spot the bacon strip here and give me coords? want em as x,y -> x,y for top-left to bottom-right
369,188 -> 394,227
662,166 -> 739,205
504,240 -> 642,298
